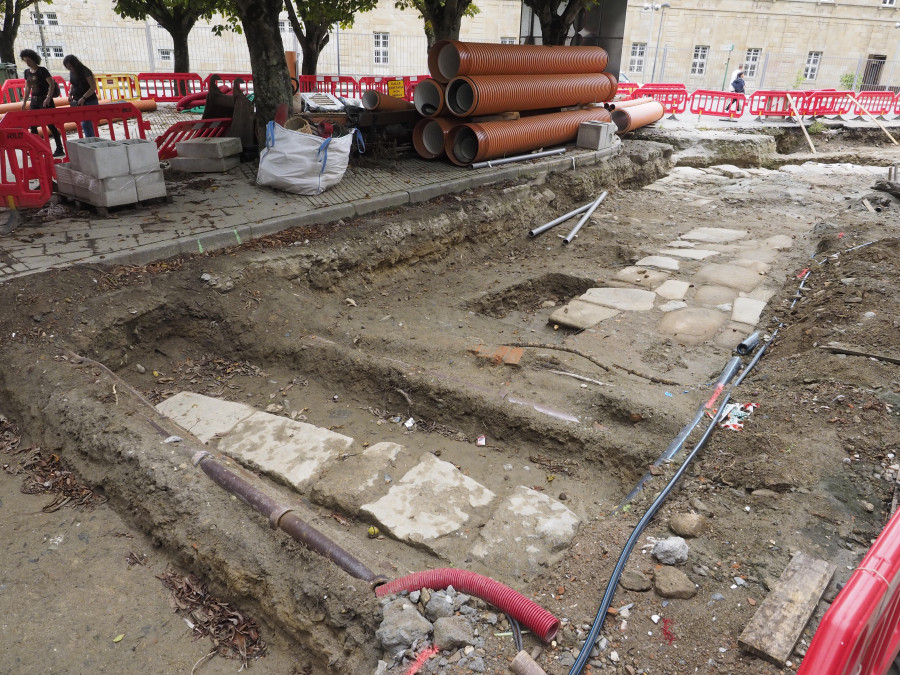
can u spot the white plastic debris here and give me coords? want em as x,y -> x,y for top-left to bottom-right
404,417 -> 415,429
476,435 -> 486,446
163,436 -> 183,444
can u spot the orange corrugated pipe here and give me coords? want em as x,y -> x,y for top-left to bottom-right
429,40 -> 609,83
412,117 -> 463,159
361,90 -> 416,111
611,100 -> 665,134
604,96 -> 654,111
446,73 -> 616,117
446,107 -> 613,166
413,78 -> 447,118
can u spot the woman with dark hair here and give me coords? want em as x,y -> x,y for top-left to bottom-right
20,48 -> 65,157
63,54 -> 99,137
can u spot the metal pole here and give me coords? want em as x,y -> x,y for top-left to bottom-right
471,147 -> 565,170
852,56 -> 864,92
35,2 -> 48,64
888,23 -> 900,90
563,191 -> 608,245
335,24 -> 341,75
646,6 -> 655,82
650,5 -> 668,83
529,201 -> 592,238
144,20 -> 156,72
759,52 -> 769,89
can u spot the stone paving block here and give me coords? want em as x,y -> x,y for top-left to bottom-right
361,453 -> 495,554
310,442 -> 412,515
765,234 -> 793,251
658,308 -> 727,345
216,411 -> 354,490
169,155 -> 240,173
175,136 -> 242,159
156,391 -> 256,443
580,287 -> 656,311
680,227 -> 747,243
732,297 -> 768,325
733,259 -> 772,275
549,300 -> 619,329
695,285 -> 738,306
655,279 -> 691,300
470,486 -> 580,573
693,263 -> 765,293
658,248 -> 719,260
614,266 -> 669,288
635,256 -> 680,271
715,322 -> 757,351
659,300 -> 688,312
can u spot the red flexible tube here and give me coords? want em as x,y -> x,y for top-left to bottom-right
375,568 -> 560,642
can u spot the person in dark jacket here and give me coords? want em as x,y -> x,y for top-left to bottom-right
725,70 -> 745,116
20,49 -> 64,157
63,54 -> 99,137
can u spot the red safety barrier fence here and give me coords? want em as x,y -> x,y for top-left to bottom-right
0,127 -> 55,210
797,507 -> 900,675
1,76 -> 70,104
404,75 -> 430,101
630,84 -> 688,115
154,118 -> 232,160
205,74 -> 253,95
95,73 -> 141,101
0,102 -> 150,163
688,89 -> 746,118
313,75 -> 361,98
747,90 -> 800,118
851,91 -> 896,117
138,72 -> 205,102
358,76 -> 408,100
616,82 -> 639,98
802,90 -> 854,117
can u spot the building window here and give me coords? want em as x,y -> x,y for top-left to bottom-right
32,11 -> 58,26
36,45 -> 64,60
279,19 -> 291,34
629,42 -> 647,73
882,0 -> 896,6
500,37 -> 517,44
374,32 -> 389,65
804,51 -> 822,80
744,48 -> 761,79
691,45 -> 709,76
158,48 -> 173,62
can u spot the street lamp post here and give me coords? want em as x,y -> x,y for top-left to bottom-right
891,22 -> 900,89
651,2 -> 671,83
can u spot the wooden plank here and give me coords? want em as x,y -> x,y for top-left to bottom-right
738,553 -> 835,666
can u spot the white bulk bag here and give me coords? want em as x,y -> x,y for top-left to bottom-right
257,121 -> 363,195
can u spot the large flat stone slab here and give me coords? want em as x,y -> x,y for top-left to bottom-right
695,285 -> 738,306
310,442 -> 410,515
693,263 -> 765,292
614,266 -> 669,288
655,279 -> 691,300
550,300 -> 620,329
635,256 -> 680,271
156,391 -> 255,443
218,411 -> 354,489
658,308 -> 727,345
732,297 -> 768,325
681,227 -> 747,243
658,248 -> 719,261
470,486 -> 580,574
580,287 -> 656,311
362,454 -> 495,553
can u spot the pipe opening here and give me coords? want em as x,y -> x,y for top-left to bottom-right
422,120 -> 449,155
437,44 -> 461,81
414,80 -> 443,116
361,90 -> 380,110
610,109 -> 631,134
451,126 -> 480,165
447,78 -> 474,116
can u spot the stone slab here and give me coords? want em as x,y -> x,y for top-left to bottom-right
175,136 -> 243,159
470,486 -> 580,574
550,300 -> 620,329
765,234 -> 793,251
614,266 -> 669,288
635,256 -> 680,271
680,227 -> 747,244
658,248 -> 719,260
659,300 -> 688,312
217,411 -> 354,489
658,308 -> 727,345
169,155 -> 240,173
695,284 -> 738,306
362,453 -> 495,552
655,279 -> 691,300
310,442 -> 409,515
693,263 -> 764,292
580,287 -> 656,312
732,297 -> 768,325
155,391 -> 256,443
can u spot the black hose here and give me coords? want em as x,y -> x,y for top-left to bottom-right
507,613 -> 524,653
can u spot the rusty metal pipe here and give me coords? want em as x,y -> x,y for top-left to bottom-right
563,191 -> 607,245
361,90 -> 415,111
430,40 -> 609,83
412,117 -> 462,159
194,453 -> 384,586
611,100 -> 665,134
413,79 -> 446,118
446,73 -> 615,117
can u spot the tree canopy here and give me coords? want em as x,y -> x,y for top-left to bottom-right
394,0 -> 479,49
284,0 -> 378,75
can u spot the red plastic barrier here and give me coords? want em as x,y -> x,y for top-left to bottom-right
313,75 -> 360,98
798,508 -> 900,675
404,75 -> 430,101
803,90 -> 854,117
631,84 -> 688,115
358,76 -> 407,99
1,76 -> 70,104
617,82 -> 639,99
138,72 -> 205,102
851,91 -> 896,118
154,118 -> 232,160
204,74 -> 253,95
0,128 -> 55,210
295,75 -> 318,93
747,90 -> 808,118
895,95 -> 900,116
0,102 -> 150,163
688,89 -> 746,118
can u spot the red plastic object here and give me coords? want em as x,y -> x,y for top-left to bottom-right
798,508 -> 900,675
688,89 -> 746,118
312,75 -> 360,98
617,81 -> 639,99
138,72 -> 205,102
747,90 -> 807,118
631,84 -> 688,115
1,76 -> 70,103
204,74 -> 253,95
404,75 -> 430,101
358,76 -> 402,95
851,91 -> 896,118
295,75 -> 318,93
803,90 -> 854,117
0,128 -> 55,209
375,568 -> 560,642
154,118 -> 232,160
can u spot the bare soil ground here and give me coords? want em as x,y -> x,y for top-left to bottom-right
1,132 -> 899,674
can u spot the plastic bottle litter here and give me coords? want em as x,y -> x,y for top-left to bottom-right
476,435 -> 486,446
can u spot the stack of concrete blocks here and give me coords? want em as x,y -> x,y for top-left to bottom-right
169,137 -> 242,173
576,121 -> 619,152
55,138 -> 164,208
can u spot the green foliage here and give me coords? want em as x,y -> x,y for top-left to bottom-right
808,120 -> 827,135
394,0 -> 479,43
113,0 -> 222,24
286,0 -> 378,33
792,69 -> 805,89
839,72 -> 860,91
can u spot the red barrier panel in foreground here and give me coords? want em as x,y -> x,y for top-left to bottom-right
314,75 -> 361,98
0,128 -> 55,210
616,82 -> 639,99
802,90 -> 854,117
798,507 -> 900,675
1,76 -> 70,104
747,90 -> 808,118
154,118 -> 232,160
138,72 -> 205,102
631,84 -> 688,115
688,89 -> 746,118
850,91 -> 897,117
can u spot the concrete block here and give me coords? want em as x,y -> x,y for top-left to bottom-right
175,136 -> 242,159
121,138 -> 160,174
156,391 -> 256,443
53,162 -> 79,198
576,121 -> 617,151
134,169 -> 167,201
550,300 -> 619,330
77,174 -> 138,208
168,155 -> 240,173
67,138 -> 129,179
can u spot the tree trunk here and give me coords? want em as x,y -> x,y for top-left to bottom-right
300,40 -> 320,76
170,24 -> 192,74
430,8 -> 464,43
234,0 -> 292,140
299,23 -> 329,75
0,5 -> 22,64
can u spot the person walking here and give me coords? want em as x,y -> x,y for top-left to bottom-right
63,54 -> 99,138
20,49 -> 65,157
725,70 -> 745,116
